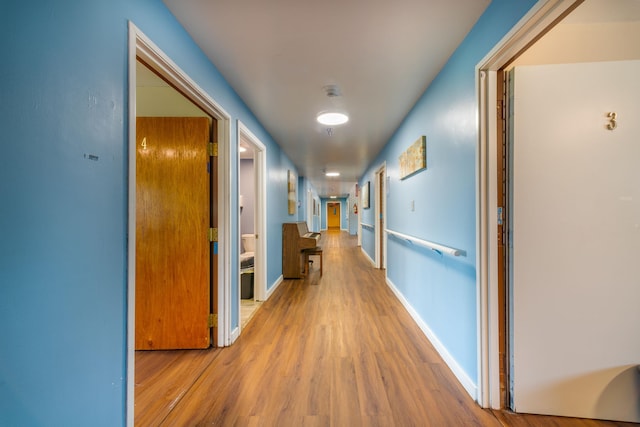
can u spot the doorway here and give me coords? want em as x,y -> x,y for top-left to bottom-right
307,189 -> 314,231
327,202 -> 341,229
238,121 -> 267,334
375,164 -> 387,269
477,0 -> 640,420
127,23 -> 232,426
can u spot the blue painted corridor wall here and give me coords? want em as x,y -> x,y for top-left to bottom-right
359,0 -> 536,388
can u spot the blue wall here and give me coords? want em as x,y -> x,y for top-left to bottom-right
359,0 -> 536,387
297,177 -> 321,232
0,0 -> 298,425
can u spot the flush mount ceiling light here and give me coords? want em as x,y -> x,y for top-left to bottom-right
317,84 -> 349,126
317,112 -> 349,126
325,171 -> 340,177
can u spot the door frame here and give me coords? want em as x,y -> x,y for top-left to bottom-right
357,186 -> 363,247
237,121 -> 267,314
327,201 -> 341,229
127,22 -> 232,426
374,163 -> 387,269
307,189 -> 313,231
475,0 -> 582,409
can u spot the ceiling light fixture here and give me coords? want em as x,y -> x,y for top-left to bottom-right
325,172 -> 340,177
239,146 -> 247,153
317,84 -> 349,126
317,112 -> 349,126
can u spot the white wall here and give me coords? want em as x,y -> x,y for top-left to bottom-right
514,21 -> 640,66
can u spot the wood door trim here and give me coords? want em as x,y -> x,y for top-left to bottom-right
496,68 -> 508,408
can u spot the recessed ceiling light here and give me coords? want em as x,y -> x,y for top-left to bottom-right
317,112 -> 349,126
325,172 -> 340,177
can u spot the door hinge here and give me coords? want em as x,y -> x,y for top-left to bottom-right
208,228 -> 218,242
208,142 -> 218,157
498,100 -> 505,120
208,313 -> 217,328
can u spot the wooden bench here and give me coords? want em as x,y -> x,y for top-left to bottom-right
302,247 -> 323,277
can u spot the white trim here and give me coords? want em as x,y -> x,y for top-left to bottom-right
126,23 -> 137,427
307,189 -> 313,231
374,163 -> 387,269
360,246 -> 376,267
127,22 -> 232,425
357,198 -> 362,247
386,277 -> 477,399
474,0 -> 581,409
238,121 -> 267,311
230,326 -> 240,343
266,275 -> 284,299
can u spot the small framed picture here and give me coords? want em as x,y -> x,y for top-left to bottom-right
362,181 -> 370,209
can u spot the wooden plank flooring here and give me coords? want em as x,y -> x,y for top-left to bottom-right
135,230 -> 637,426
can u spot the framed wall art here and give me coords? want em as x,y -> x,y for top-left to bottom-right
362,181 -> 370,209
399,135 -> 427,179
287,170 -> 297,215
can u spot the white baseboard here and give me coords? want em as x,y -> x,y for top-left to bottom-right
385,277 -> 478,400
361,247 -> 376,266
231,275 -> 283,344
230,326 -> 240,343
266,275 -> 283,299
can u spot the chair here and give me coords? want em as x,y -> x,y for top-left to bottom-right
302,247 -> 323,277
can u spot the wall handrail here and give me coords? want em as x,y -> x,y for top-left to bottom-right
361,222 -> 374,229
385,228 -> 464,257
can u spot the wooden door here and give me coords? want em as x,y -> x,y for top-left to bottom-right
510,61 -> 640,422
327,202 -> 340,229
135,117 -> 211,350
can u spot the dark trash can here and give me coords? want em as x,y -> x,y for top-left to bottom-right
241,272 -> 254,299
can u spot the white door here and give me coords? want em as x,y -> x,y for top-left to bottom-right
510,60 -> 640,422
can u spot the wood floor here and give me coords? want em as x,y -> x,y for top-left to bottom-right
135,230 -> 637,426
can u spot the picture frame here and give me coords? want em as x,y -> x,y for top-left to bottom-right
287,170 -> 297,215
362,181 -> 370,209
399,135 -> 427,179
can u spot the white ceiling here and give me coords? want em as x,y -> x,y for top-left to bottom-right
150,0 -> 639,198
162,0 -> 491,197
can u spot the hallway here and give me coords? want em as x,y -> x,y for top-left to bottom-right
135,231 -> 636,426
